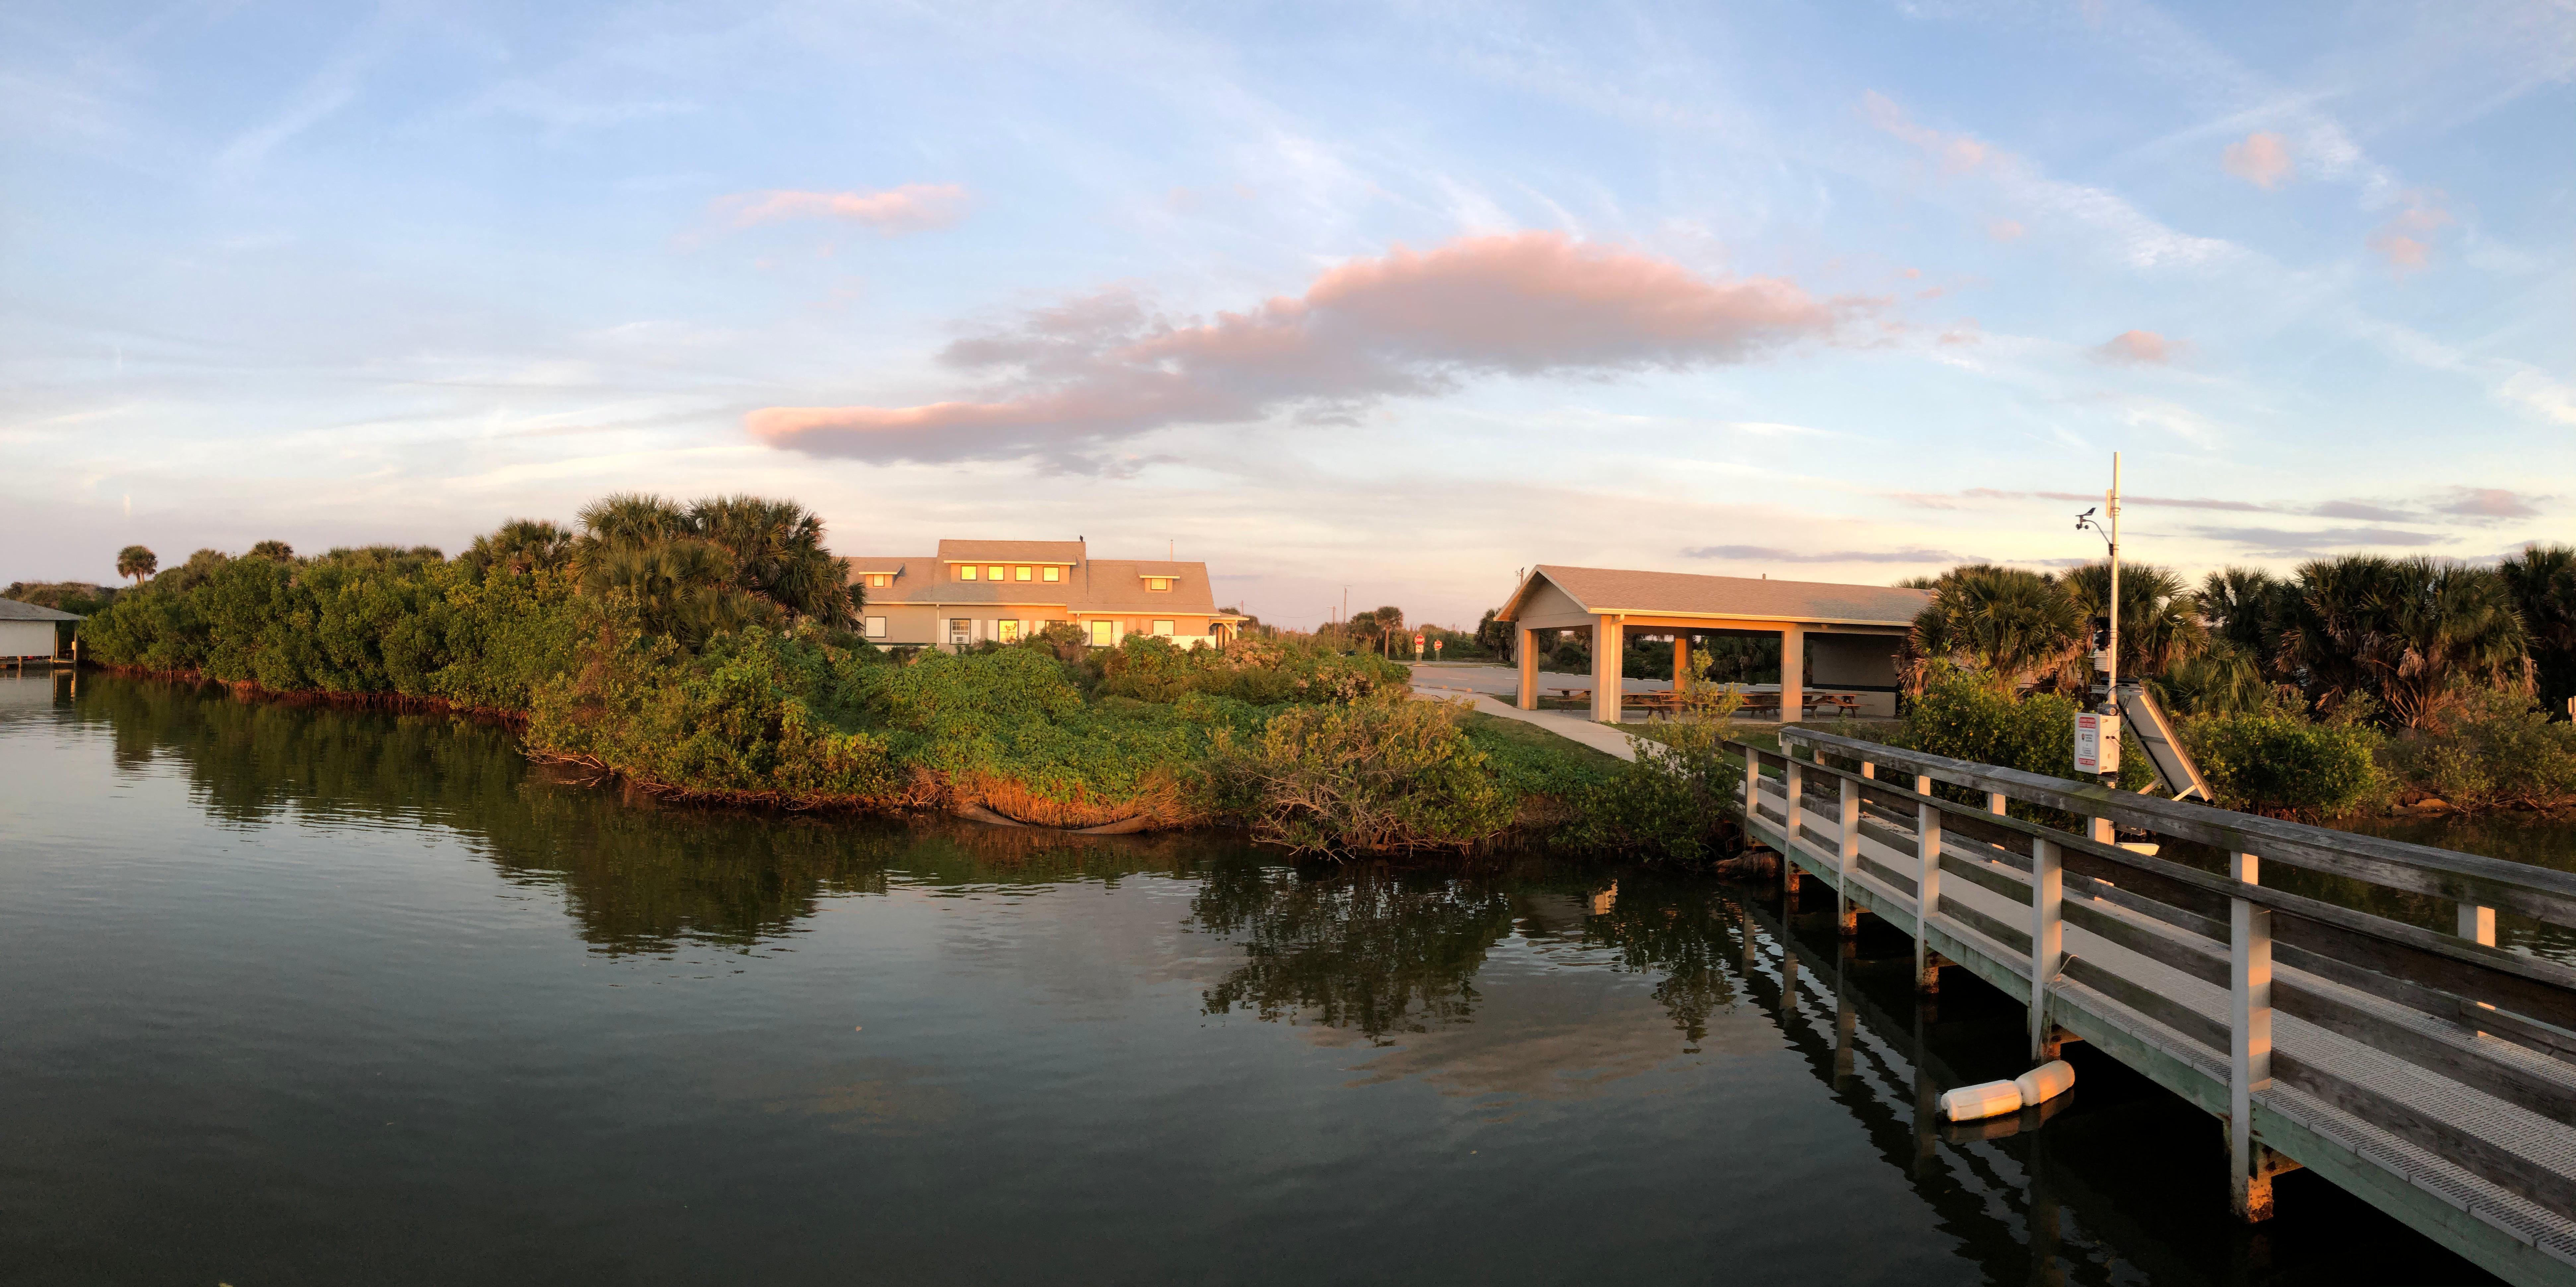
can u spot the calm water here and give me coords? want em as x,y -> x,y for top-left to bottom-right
0,674 -> 2502,1285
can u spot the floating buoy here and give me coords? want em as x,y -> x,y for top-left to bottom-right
1939,1080 -> 2024,1122
2016,1059 -> 2076,1106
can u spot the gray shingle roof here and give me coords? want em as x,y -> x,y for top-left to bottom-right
1507,565 -> 1929,627
0,598 -> 83,622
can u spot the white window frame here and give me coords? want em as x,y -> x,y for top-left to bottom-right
1089,620 -> 1116,646
1153,620 -> 1175,636
864,616 -> 887,639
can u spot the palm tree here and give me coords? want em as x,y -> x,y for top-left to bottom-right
115,545 -> 157,585
575,493 -> 691,556
1905,565 -> 2084,693
464,519 -> 575,577
581,538 -> 773,646
2062,561 -> 2208,679
2276,555 -> 2532,727
687,495 -> 854,628
2500,544 -> 2576,717
2197,566 -> 2286,661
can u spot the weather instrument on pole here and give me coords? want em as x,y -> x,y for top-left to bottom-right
2075,454 -> 2124,788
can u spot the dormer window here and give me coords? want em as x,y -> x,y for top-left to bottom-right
1015,566 -> 1032,581
867,574 -> 890,588
987,565 -> 1003,580
959,565 -> 977,580
1043,567 -> 1061,582
1145,576 -> 1174,592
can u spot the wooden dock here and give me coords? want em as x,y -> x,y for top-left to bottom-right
1735,728 -> 2576,1286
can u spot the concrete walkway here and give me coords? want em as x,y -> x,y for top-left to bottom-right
1411,684 -> 1642,762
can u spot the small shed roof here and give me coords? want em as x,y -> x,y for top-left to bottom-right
1501,565 -> 1929,629
0,598 -> 83,622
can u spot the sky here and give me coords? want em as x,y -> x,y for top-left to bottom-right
5,0 -> 2574,629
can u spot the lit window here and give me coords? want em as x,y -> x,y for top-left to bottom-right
988,565 -> 1003,580
1043,566 -> 1061,582
1015,566 -> 1031,581
998,620 -> 1020,643
1146,576 -> 1172,591
959,565 -> 977,580
1090,620 -> 1116,646
868,574 -> 890,588
864,616 -> 886,639
1153,620 -> 1175,636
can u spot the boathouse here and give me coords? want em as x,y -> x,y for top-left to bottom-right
0,599 -> 81,664
1495,566 -> 1928,723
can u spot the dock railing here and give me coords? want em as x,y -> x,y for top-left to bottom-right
1734,726 -> 2576,1286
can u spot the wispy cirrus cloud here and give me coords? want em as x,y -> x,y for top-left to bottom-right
711,183 -> 970,234
749,232 -> 1872,464
1682,544 -> 1972,565
1862,92 -> 2242,271
2196,524 -> 2446,557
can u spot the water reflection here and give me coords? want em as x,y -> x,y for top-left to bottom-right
21,675 -> 2503,1285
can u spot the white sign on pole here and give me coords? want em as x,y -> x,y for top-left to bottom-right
2075,712 -> 2122,776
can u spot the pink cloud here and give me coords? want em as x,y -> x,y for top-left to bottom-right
1863,92 -> 1990,175
2221,132 -> 2294,189
2369,192 -> 2452,272
2097,329 -> 2177,364
749,232 -> 1865,464
712,183 -> 969,234
1986,218 -> 2025,241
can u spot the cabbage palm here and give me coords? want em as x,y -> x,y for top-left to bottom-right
1905,565 -> 2084,693
2062,561 -> 2207,679
115,545 -> 157,585
2276,555 -> 2532,727
2500,543 -> 2576,715
465,519 -> 574,577
581,538 -> 773,646
687,495 -> 854,627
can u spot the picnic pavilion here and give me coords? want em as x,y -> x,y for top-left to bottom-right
1493,566 -> 1932,724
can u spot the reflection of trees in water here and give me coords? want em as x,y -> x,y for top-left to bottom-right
1189,864 -> 1520,1043
74,677 -> 1207,956
1573,873 -> 1740,1051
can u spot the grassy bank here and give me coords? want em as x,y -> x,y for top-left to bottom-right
75,504 -> 1740,862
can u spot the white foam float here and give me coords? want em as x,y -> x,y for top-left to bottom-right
1940,1059 -> 2075,1122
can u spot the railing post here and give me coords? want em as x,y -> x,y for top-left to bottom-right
2029,836 -> 2062,1062
2229,849 -> 2277,1223
2458,901 -> 2496,947
1837,774 -> 1862,936
1914,773 -> 1941,993
1986,789 -> 2008,817
1742,747 -> 1762,824
1782,749 -> 1805,897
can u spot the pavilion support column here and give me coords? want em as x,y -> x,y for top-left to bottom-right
1592,616 -> 1624,724
1515,626 -> 1538,711
1672,635 -> 1691,696
1778,625 -> 1806,723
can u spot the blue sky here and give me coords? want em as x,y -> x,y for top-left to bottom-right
6,1 -> 2572,628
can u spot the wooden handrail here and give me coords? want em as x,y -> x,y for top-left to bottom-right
1767,727 -> 2576,926
1730,738 -> 2576,1003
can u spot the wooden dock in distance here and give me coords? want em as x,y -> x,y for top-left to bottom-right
1734,727 -> 2576,1287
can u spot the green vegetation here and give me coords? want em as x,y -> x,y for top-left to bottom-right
72,496 -> 1737,861
3,580 -> 119,616
1891,550 -> 2576,818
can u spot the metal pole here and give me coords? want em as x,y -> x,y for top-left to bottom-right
2105,452 -> 2122,789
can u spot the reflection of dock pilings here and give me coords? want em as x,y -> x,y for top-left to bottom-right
1728,893 -> 2229,1287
